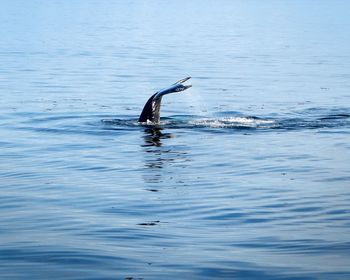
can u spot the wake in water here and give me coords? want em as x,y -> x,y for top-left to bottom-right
102,108 -> 350,131
102,115 -> 275,129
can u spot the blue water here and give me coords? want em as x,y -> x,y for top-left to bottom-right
1,1 -> 350,279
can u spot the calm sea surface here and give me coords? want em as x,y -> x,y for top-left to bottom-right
1,1 -> 350,279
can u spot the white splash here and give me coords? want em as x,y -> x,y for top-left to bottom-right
189,117 -> 275,128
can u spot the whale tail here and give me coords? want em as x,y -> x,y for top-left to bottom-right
138,77 -> 192,124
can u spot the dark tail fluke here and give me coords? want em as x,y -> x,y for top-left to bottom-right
138,77 -> 192,124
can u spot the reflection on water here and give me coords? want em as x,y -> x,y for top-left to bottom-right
141,127 -> 189,188
142,127 -> 166,147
